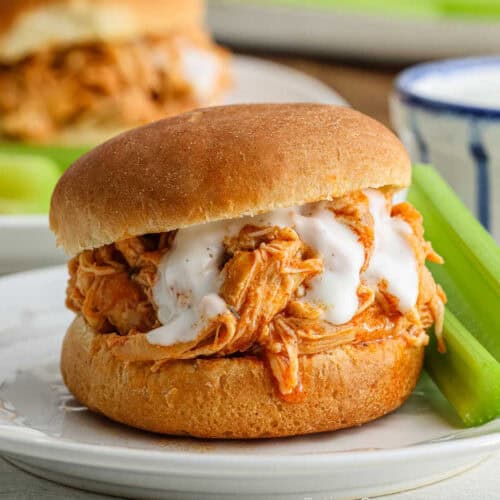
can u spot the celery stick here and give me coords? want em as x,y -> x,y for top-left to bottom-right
0,142 -> 89,173
408,164 -> 500,362
408,164 -> 500,425
0,152 -> 60,214
426,310 -> 500,426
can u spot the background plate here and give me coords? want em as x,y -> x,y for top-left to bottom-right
208,2 -> 500,62
0,267 -> 499,499
0,55 -> 346,275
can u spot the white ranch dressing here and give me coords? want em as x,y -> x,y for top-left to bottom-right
294,203 -> 365,324
147,221 -> 229,346
234,205 -> 365,324
148,193 -> 419,346
363,189 -> 418,312
179,44 -> 221,101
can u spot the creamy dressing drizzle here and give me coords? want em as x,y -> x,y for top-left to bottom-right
179,44 -> 221,101
295,204 -> 365,324
363,189 -> 419,312
148,221 -> 229,346
148,192 -> 419,346
232,204 -> 365,324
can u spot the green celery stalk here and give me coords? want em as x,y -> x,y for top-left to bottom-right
0,142 -> 89,173
408,164 -> 500,426
0,152 -> 60,214
426,310 -> 500,426
408,164 -> 500,362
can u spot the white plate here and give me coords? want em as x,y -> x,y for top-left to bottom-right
208,2 -> 500,62
0,55 -> 345,275
0,267 -> 499,499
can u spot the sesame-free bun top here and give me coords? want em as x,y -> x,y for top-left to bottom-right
0,0 -> 203,62
50,103 -> 411,255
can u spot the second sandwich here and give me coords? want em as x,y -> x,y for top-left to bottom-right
0,0 -> 230,144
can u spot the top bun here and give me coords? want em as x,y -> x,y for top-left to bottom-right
0,0 -> 203,62
50,104 -> 411,255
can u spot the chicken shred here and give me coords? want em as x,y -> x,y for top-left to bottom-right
67,192 -> 446,398
0,32 -> 228,141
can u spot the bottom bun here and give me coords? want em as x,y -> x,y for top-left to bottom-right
61,316 -> 424,439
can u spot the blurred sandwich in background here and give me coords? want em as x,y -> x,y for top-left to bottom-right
0,0 -> 231,145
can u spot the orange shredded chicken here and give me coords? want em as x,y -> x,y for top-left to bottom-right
0,32 -> 227,141
67,192 -> 446,398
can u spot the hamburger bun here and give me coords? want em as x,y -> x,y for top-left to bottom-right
0,0 -> 203,62
55,103 -> 421,439
62,316 -> 424,439
50,103 -> 411,255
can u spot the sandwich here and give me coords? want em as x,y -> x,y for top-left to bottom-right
0,0 -> 230,145
50,104 -> 446,439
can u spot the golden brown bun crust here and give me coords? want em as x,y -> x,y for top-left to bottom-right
61,316 -> 423,439
0,0 -> 203,62
50,104 -> 411,255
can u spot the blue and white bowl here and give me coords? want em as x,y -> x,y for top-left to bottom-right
391,57 -> 500,241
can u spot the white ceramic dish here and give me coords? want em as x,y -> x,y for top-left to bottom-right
208,2 -> 500,62
0,215 -> 65,274
391,57 -> 500,242
0,267 -> 499,499
0,55 -> 346,275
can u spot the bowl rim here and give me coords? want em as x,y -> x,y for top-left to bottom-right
395,56 -> 500,118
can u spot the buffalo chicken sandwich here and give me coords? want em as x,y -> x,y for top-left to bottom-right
0,0 -> 230,144
50,104 -> 446,438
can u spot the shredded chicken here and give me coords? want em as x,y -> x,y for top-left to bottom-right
391,202 -> 446,352
67,192 -> 446,398
67,234 -> 171,335
0,31 -> 228,141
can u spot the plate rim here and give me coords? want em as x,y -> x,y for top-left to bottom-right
0,421 -> 498,476
229,54 -> 347,106
208,3 -> 500,63
0,266 -> 499,476
0,214 -> 48,227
